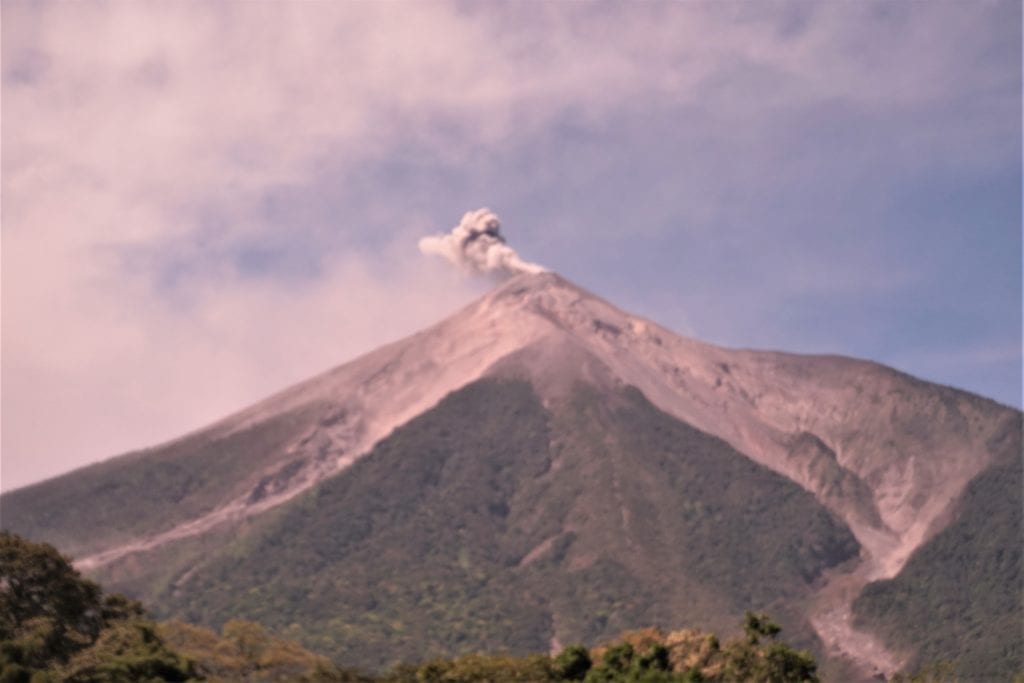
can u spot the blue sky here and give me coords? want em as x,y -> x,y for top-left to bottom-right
2,1 -> 1020,490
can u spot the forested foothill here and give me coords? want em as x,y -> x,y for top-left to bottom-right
1,532 -> 821,683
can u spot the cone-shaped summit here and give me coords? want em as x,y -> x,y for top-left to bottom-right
3,272 -> 1019,679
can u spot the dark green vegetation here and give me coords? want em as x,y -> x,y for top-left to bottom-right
0,406 -> 323,559
380,614 -> 819,683
853,413 -> 1024,681
0,531 -> 195,682
0,532 -> 382,682
7,374 -> 1019,679
122,378 -> 857,670
1,532 -> 821,682
156,620 -> 361,682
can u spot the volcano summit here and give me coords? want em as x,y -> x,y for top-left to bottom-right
2,272 -> 1020,680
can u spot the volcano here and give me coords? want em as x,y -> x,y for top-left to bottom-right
3,272 -> 1020,679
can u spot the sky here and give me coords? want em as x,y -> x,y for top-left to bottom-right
2,1 -> 1021,492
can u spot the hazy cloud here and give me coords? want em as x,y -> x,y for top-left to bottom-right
3,1 -> 1019,489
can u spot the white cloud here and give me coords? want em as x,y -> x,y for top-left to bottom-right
1,234 -> 485,490
2,1 -> 1017,489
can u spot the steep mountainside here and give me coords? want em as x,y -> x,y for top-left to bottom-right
106,377 -> 858,671
2,272 -> 1019,678
852,412 -> 1023,679
0,405 -> 324,559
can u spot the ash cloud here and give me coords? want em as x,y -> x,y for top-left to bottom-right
419,209 -> 546,277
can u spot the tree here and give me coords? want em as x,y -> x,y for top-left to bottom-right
721,613 -> 818,683
742,613 -> 781,645
0,532 -> 104,676
59,620 -> 194,682
0,533 -> 195,682
554,645 -> 592,681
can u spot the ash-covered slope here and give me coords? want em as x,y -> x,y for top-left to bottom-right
2,271 -> 1019,678
852,412 -> 1022,679
2,273 -> 572,564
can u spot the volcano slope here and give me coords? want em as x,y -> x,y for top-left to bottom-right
125,377 -> 858,671
2,272 -> 1020,678
852,413 -> 1022,680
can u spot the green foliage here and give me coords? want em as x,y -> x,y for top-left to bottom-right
58,620 -> 194,682
158,619 -> 369,682
139,379 -> 854,670
0,531 -> 103,671
717,616 -> 818,683
392,652 -> 556,683
374,615 -> 817,683
0,532 -> 195,682
852,425 -> 1023,680
0,533 -> 371,682
0,534 -> 821,682
584,641 -> 678,682
161,379 -> 557,668
554,645 -> 592,681
742,613 -> 781,645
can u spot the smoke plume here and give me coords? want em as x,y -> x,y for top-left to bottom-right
419,209 -> 546,277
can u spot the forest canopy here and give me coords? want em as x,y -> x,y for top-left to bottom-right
0,532 -> 820,682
